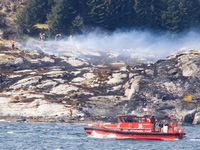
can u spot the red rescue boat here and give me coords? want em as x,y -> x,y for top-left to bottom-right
84,115 -> 186,140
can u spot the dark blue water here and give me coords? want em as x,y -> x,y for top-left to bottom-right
0,121 -> 199,150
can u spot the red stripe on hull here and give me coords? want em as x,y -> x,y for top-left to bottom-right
85,128 -> 184,140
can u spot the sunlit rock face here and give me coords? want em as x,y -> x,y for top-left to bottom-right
0,46 -> 200,124
126,50 -> 200,124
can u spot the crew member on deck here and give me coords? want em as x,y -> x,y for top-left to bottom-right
150,116 -> 156,131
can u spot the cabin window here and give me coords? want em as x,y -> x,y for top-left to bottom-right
127,118 -> 133,122
120,117 -> 127,122
139,118 -> 146,122
120,117 -> 147,122
127,118 -> 146,122
127,118 -> 139,122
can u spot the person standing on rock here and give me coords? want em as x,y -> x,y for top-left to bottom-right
11,41 -> 15,50
42,33 -> 46,41
55,34 -> 61,41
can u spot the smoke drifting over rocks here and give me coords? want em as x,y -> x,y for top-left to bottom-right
1,29 -> 200,124
21,29 -> 200,63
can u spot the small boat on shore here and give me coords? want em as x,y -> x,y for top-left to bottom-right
84,115 -> 186,140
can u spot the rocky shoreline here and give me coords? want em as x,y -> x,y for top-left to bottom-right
0,0 -> 200,125
0,116 -> 91,123
0,41 -> 200,125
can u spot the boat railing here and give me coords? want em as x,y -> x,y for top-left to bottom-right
102,125 -> 152,132
173,127 -> 184,133
154,127 -> 161,132
88,122 -> 99,127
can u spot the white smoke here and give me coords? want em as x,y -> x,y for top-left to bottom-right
22,29 -> 200,62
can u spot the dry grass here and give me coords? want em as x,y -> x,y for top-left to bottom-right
0,54 -> 16,60
21,97 -> 35,103
106,63 -> 125,70
93,68 -> 111,82
10,95 -> 38,103
189,50 -> 200,54
0,39 -> 13,45
34,24 -> 49,29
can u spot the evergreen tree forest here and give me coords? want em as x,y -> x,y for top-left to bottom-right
16,0 -> 200,37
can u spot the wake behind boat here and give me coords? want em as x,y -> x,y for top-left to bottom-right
84,115 -> 186,140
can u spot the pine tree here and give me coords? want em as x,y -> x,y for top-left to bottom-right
16,6 -> 36,33
178,0 -> 200,29
85,0 -> 107,27
16,0 -> 51,34
134,0 -> 162,29
47,0 -> 78,36
161,0 -> 183,32
71,15 -> 84,34
30,0 -> 49,23
106,0 -> 136,30
16,0 -> 200,35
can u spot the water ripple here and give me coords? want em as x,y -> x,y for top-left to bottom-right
0,122 -> 199,150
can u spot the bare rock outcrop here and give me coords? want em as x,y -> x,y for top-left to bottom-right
125,50 -> 200,124
0,45 -> 200,124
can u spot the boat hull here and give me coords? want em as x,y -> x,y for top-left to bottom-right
85,127 -> 185,140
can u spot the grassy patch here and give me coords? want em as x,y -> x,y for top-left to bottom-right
34,24 -> 49,29
0,54 -> 16,60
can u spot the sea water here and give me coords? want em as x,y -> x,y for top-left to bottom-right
0,121 -> 199,150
